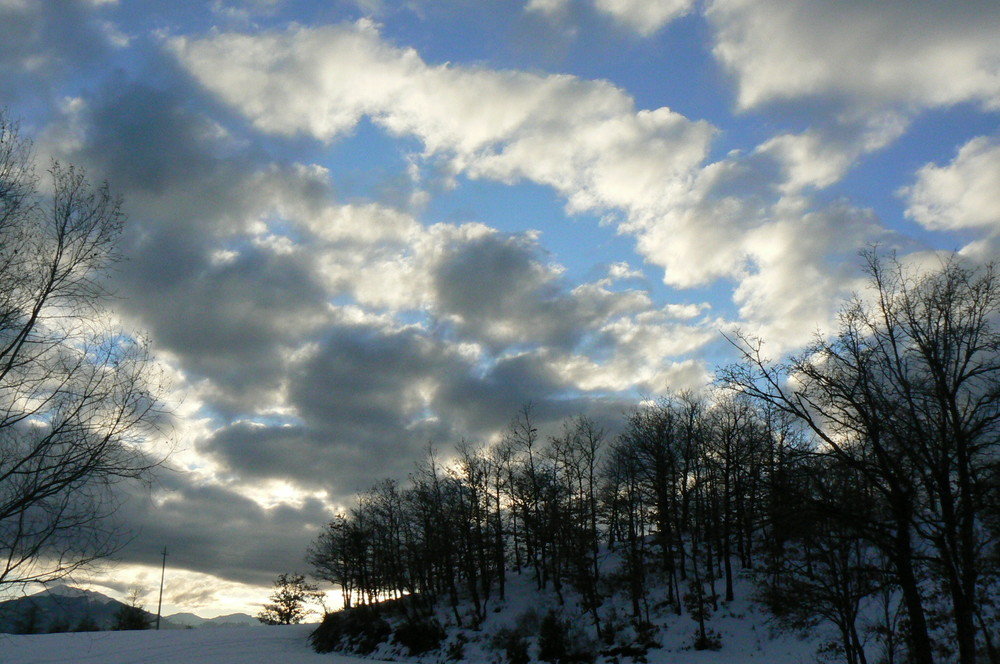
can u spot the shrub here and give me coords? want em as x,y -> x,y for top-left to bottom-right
600,606 -> 627,647
113,588 -> 152,631
445,634 -> 468,661
539,611 -> 570,663
538,610 -> 597,664
489,626 -> 530,664
310,606 -> 392,655
692,627 -> 722,651
73,616 -> 101,632
394,616 -> 447,655
514,607 -> 540,634
47,618 -> 71,633
256,573 -> 323,625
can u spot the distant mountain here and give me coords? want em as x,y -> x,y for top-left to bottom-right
165,612 -> 255,628
203,613 -> 257,627
0,584 -> 167,634
0,585 -> 258,634
166,612 -> 208,628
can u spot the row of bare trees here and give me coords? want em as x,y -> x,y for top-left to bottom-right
307,411 -> 611,629
306,394 -> 829,640
309,255 -> 1000,664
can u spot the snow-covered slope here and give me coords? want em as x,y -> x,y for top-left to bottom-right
341,571 -> 825,664
0,611 -> 823,664
40,585 -> 108,601
0,573 -> 834,664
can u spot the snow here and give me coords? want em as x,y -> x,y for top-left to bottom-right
0,618 -> 822,664
0,574 -> 839,664
38,585 -> 110,601
0,624 -> 391,664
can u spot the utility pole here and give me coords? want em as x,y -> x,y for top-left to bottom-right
156,547 -> 167,630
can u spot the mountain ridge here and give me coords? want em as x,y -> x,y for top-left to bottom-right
0,585 -> 253,634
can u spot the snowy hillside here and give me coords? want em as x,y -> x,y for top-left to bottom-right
307,570 -> 828,664
0,569 -> 838,664
0,611 -> 823,664
0,570 -> 843,664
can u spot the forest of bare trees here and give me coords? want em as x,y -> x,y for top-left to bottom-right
308,254 -> 1000,664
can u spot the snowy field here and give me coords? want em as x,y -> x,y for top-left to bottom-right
0,624 -> 389,664
0,610 -> 823,664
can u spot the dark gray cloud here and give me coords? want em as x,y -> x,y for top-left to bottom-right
117,474 -> 331,587
434,232 -> 575,348
0,0 -> 114,106
432,232 -> 643,353
131,245 -> 328,412
200,311 -> 634,504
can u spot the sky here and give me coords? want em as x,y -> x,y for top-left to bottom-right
2,0 -> 999,617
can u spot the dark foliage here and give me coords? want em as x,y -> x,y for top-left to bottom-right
46,618 -> 70,633
393,616 -> 447,655
112,604 -> 151,631
692,627 -> 722,651
113,598 -> 151,631
73,615 -> 100,632
14,604 -> 40,634
489,626 -> 531,664
538,610 -> 597,664
310,606 -> 392,655
257,573 -> 323,625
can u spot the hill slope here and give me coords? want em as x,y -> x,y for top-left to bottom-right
0,574 -> 836,663
312,570 -> 830,664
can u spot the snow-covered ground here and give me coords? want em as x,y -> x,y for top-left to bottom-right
0,614 -> 822,664
0,573 -> 833,664
0,624 -> 389,664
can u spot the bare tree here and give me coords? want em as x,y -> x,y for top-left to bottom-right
723,251 -> 1000,664
257,573 -> 324,625
0,110 -> 165,590
113,587 -> 153,631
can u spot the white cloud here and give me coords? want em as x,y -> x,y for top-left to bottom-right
708,0 -> 1000,112
593,0 -> 694,36
903,136 -> 1000,232
525,0 -> 570,16
627,144 -> 888,349
752,114 -> 908,195
526,0 -> 693,36
733,204 -> 879,349
172,21 -> 714,217
664,302 -> 708,319
605,261 -> 645,282
626,157 -> 765,288
172,17 -> 902,357
755,132 -> 854,194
